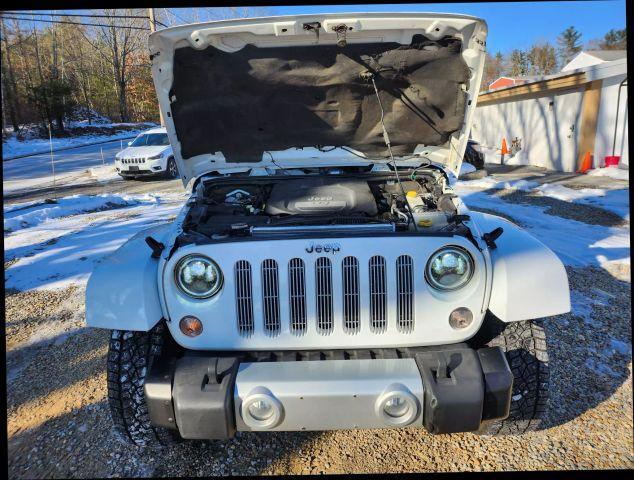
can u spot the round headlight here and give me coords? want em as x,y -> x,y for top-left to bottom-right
174,255 -> 223,298
425,247 -> 474,291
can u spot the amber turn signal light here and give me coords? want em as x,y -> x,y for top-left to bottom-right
179,316 -> 203,337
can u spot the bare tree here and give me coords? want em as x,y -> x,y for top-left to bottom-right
528,42 -> 558,75
88,9 -> 148,122
1,18 -> 21,133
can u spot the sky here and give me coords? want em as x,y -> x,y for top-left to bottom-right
267,1 -> 627,54
6,1 -> 626,56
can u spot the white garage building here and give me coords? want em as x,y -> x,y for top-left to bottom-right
471,51 -> 628,172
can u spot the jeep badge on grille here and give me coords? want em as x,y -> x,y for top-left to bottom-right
305,242 -> 341,254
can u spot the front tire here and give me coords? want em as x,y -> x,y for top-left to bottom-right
107,323 -> 181,447
477,320 -> 550,436
166,157 -> 179,179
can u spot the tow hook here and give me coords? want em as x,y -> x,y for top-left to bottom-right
482,227 -> 504,249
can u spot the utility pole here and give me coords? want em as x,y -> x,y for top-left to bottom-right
148,8 -> 164,127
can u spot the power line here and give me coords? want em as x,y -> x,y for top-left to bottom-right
5,11 -> 149,20
5,11 -> 168,28
0,14 -> 151,30
164,8 -> 190,25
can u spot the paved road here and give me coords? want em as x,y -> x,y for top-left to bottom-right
3,139 -> 185,202
3,139 -> 128,196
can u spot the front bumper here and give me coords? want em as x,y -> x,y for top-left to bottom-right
116,160 -> 165,176
145,344 -> 513,440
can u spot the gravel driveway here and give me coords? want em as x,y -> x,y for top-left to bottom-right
5,168 -> 632,476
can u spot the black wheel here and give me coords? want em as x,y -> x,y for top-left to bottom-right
476,319 -> 550,436
107,323 -> 181,447
166,157 -> 179,179
464,145 -> 485,170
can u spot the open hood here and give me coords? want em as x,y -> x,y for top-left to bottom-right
149,13 -> 487,186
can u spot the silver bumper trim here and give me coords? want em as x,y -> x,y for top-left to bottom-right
234,358 -> 423,431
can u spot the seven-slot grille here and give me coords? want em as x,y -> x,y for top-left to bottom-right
234,255 -> 416,337
121,157 -> 146,164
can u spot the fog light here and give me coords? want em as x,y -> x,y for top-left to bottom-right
241,388 -> 283,429
179,315 -> 203,337
449,307 -> 473,330
375,384 -> 419,426
383,396 -> 410,418
247,399 -> 275,421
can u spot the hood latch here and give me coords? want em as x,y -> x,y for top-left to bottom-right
332,24 -> 349,47
302,22 -> 321,41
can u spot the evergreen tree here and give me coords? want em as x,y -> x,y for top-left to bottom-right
557,26 -> 582,68
509,49 -> 529,76
601,29 -> 626,49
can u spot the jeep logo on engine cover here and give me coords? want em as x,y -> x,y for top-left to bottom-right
305,242 -> 341,254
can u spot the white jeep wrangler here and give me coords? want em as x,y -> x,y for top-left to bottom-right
86,13 -> 570,446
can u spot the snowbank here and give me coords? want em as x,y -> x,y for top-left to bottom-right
458,177 -> 538,191
586,167 -> 630,181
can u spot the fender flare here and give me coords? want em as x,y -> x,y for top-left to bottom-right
85,223 -> 172,331
470,211 -> 571,322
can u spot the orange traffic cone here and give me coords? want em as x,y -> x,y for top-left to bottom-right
501,138 -> 509,155
577,151 -> 592,173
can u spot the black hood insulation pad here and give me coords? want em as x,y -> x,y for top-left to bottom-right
170,35 -> 470,162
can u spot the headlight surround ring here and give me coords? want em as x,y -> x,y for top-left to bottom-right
425,246 -> 474,291
174,254 -> 223,299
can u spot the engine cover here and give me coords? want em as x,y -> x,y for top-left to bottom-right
264,178 -> 378,216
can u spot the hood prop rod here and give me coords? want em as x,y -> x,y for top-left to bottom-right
368,73 -> 419,232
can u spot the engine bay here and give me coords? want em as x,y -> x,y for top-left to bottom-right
179,167 -> 468,243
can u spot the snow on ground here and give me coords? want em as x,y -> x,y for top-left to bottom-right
586,166 -> 630,181
455,180 -> 630,273
4,192 -> 187,291
2,122 -> 157,159
4,193 -> 163,233
458,177 -> 539,191
3,169 -> 629,293
534,183 -> 630,220
458,176 -> 629,220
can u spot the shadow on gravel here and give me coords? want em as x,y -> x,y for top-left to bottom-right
3,181 -> 121,203
7,324 -> 325,477
484,188 -> 626,227
6,329 -> 109,409
537,266 -> 632,431
4,176 -> 180,204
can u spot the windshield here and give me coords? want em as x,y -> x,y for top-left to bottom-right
130,133 -> 170,147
